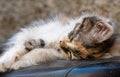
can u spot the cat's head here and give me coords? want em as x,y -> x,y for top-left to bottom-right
68,14 -> 117,59
69,14 -> 115,46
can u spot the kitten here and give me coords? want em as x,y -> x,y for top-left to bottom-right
0,13 -> 118,72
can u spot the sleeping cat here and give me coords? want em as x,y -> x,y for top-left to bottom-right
0,13 -> 118,72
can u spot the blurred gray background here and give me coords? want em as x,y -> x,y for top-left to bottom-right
0,0 -> 120,42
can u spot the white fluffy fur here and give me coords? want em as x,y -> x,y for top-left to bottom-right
0,14 -> 115,72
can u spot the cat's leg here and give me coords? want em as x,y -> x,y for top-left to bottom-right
0,47 -> 26,72
10,48 -> 66,70
0,38 -> 45,72
24,39 -> 45,51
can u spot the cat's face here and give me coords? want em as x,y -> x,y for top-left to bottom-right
65,15 -> 115,59
69,16 -> 114,47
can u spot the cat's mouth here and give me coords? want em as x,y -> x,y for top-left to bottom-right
60,40 -> 108,60
60,40 -> 90,60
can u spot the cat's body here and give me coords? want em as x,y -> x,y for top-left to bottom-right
0,15 -> 81,72
0,13 -> 119,72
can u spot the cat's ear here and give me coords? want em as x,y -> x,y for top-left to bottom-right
92,21 -> 114,43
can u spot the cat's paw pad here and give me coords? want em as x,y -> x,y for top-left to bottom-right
25,39 -> 45,51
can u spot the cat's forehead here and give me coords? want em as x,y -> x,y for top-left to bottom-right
77,14 -> 113,27
84,16 -> 101,22
81,16 -> 101,26
80,14 -> 109,23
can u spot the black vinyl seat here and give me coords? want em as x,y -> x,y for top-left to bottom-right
0,57 -> 120,77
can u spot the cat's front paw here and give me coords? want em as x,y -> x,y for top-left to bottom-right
11,60 -> 30,70
0,62 -> 7,72
25,39 -> 45,51
0,58 -> 16,72
10,61 -> 22,70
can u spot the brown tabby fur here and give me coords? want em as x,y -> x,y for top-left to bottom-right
60,16 -> 116,60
